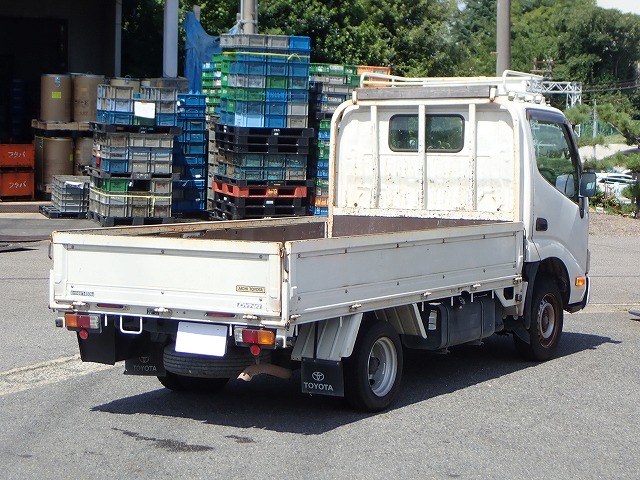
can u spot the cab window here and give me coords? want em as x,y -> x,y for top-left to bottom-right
390,114 -> 464,152
529,114 -> 580,202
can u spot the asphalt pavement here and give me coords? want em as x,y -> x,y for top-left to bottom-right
1,204 -> 639,479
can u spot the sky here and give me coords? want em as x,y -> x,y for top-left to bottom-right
596,0 -> 640,15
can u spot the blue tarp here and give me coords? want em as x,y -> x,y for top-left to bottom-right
183,12 -> 221,93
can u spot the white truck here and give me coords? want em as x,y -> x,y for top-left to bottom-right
49,71 -> 596,411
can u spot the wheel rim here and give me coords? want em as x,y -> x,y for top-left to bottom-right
367,337 -> 398,397
536,294 -> 558,348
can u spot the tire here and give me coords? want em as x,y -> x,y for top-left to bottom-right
157,371 -> 228,394
514,277 -> 564,361
163,344 -> 271,378
343,320 -> 403,412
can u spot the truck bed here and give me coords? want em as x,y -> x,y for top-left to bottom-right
50,216 -> 523,327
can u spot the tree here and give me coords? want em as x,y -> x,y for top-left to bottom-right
121,0 -> 165,78
453,0 -> 497,76
567,100 -> 640,217
258,0 -> 463,76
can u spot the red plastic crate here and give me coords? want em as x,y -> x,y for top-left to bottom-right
0,171 -> 34,198
0,144 -> 35,168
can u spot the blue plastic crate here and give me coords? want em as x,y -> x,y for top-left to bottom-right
265,114 -> 286,128
288,63 -> 310,77
289,77 -> 309,90
313,206 -> 328,216
99,157 -> 129,174
234,113 -> 264,127
231,60 -> 267,76
156,113 -> 177,126
235,100 -> 265,115
182,119 -> 206,131
266,102 -> 286,116
288,91 -> 309,103
318,130 -> 331,140
183,142 -> 207,156
286,156 -> 308,168
289,36 -> 311,51
267,63 -> 288,76
220,112 -> 234,125
316,159 -> 329,169
173,179 -> 206,190
179,165 -> 207,179
316,167 -> 329,179
268,52 -> 288,63
266,89 -> 287,101
178,94 -> 206,106
265,154 -> 287,168
180,131 -> 207,143
172,199 -> 206,212
176,187 -> 206,201
175,154 -> 207,166
97,110 -> 133,125
178,105 -> 206,118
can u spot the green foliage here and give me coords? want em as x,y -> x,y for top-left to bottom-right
121,0 -> 165,78
257,0 -> 463,76
180,0 -> 237,36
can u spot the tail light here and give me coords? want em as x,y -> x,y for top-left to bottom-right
234,327 -> 275,348
65,313 -> 101,331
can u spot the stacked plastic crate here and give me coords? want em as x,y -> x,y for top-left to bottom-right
201,62 -> 221,118
307,64 -> 392,215
89,85 -> 179,226
44,175 -> 90,217
96,84 -> 179,127
307,63 -> 359,215
207,34 -> 314,220
173,93 -> 208,216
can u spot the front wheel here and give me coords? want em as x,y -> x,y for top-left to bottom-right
514,277 -> 564,361
343,320 -> 403,412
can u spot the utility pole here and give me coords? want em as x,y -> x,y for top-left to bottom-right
240,0 -> 257,34
496,0 -> 511,76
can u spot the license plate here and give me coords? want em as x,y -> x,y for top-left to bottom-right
175,322 -> 227,357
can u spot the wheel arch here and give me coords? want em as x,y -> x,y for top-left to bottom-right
524,257 -> 571,315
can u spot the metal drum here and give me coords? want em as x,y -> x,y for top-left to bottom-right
72,74 -> 106,122
35,137 -> 74,190
40,74 -> 72,122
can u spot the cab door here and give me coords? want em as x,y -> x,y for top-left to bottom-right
527,109 -> 589,305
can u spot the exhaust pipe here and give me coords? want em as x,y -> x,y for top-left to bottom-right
238,364 -> 292,381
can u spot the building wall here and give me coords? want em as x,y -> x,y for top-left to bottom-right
0,0 -> 116,77
0,0 -> 116,141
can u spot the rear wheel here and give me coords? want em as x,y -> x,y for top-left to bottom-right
514,277 -> 563,361
343,320 -> 403,412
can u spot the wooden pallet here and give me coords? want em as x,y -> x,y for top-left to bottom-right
31,120 -> 92,132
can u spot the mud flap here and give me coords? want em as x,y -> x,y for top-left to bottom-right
301,358 -> 344,397
124,343 -> 166,376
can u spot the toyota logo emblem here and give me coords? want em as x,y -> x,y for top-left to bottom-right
139,356 -> 150,364
312,371 -> 325,382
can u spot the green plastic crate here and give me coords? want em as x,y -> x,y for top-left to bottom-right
100,178 -> 129,193
266,76 -> 288,89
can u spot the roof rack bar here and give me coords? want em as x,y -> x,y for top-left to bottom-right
359,70 -> 543,97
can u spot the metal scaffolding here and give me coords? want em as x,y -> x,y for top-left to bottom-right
538,81 -> 583,108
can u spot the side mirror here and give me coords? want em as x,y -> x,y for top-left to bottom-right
579,172 -> 597,197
